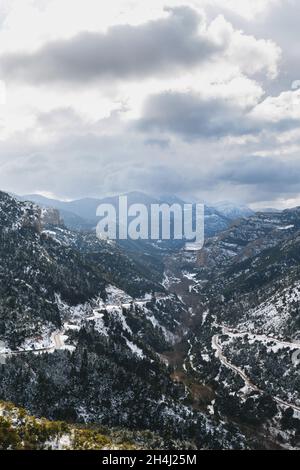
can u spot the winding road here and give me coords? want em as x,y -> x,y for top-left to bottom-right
0,330 -> 66,362
212,333 -> 300,414
220,324 -> 300,351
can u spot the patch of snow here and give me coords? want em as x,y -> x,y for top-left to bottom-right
124,338 -> 145,359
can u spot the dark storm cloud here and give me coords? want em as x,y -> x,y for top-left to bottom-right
138,91 -> 256,139
144,137 -> 170,149
0,7 -> 223,85
137,90 -> 300,140
207,153 -> 300,203
113,154 -> 300,202
1,122 -> 300,205
217,155 -> 300,189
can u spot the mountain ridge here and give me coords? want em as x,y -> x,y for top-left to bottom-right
19,192 -> 253,237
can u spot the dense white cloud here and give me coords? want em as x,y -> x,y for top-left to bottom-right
250,89 -> 300,122
205,0 -> 281,19
207,15 -> 281,79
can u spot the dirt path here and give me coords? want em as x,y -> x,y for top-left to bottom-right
0,329 -> 66,361
212,334 -> 261,391
213,333 -> 300,413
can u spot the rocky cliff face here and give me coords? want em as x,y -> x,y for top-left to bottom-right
40,207 -> 64,229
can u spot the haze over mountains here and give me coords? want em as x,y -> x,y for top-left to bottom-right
19,192 -> 255,237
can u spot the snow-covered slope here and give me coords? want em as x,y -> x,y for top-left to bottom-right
213,201 -> 254,220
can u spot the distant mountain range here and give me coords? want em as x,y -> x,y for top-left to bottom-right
18,192 -> 255,237
213,201 -> 255,220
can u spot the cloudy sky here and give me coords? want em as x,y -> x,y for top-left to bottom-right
0,0 -> 299,208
